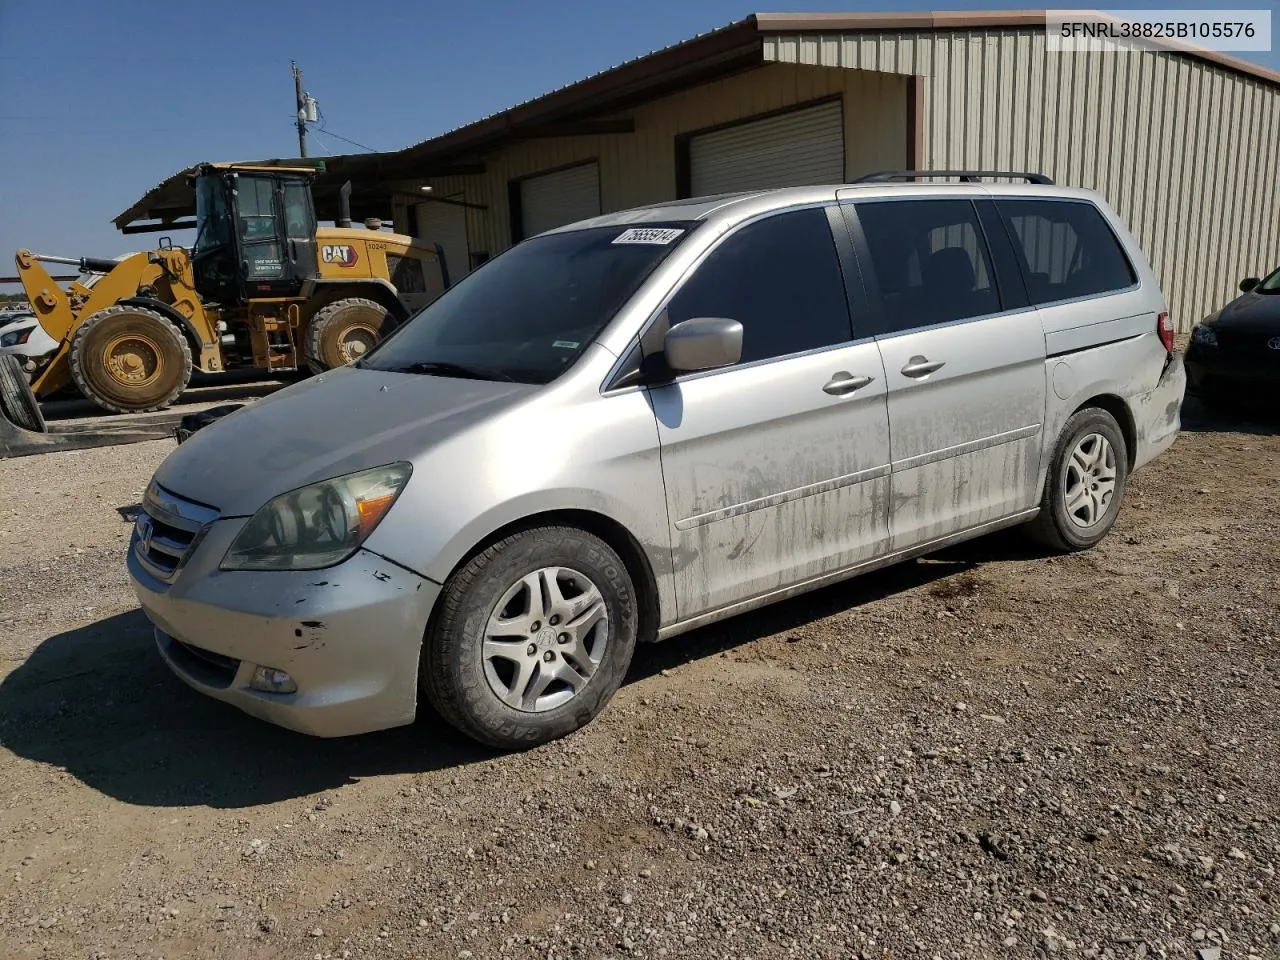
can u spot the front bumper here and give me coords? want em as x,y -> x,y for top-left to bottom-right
1185,346 -> 1280,399
128,516 -> 441,738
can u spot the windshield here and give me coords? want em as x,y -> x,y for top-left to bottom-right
361,223 -> 695,384
1257,264 -> 1280,294
193,175 -> 232,258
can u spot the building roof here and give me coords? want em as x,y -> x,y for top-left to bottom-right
114,10 -> 1280,231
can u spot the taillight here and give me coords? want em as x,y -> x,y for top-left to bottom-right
1157,312 -> 1174,354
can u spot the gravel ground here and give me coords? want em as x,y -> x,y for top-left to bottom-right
0,400 -> 1277,960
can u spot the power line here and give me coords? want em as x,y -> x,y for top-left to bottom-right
316,107 -> 379,153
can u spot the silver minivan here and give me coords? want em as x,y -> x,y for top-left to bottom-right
128,174 -> 1186,748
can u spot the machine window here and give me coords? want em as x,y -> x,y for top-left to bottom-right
387,254 -> 426,294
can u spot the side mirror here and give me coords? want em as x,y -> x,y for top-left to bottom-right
1239,276 -> 1261,293
663,317 -> 743,373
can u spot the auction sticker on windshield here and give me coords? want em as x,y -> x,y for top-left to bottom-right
612,227 -> 685,245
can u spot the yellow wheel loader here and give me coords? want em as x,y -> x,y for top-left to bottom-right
15,163 -> 448,414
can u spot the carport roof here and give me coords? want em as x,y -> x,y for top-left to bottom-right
115,10 -> 1280,231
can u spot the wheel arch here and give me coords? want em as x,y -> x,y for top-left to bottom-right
431,508 -> 662,647
1072,393 -> 1138,472
117,297 -> 210,354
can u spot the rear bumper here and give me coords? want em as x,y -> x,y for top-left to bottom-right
128,521 -> 441,738
1133,351 -> 1186,472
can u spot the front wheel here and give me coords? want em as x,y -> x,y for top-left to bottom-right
422,527 -> 638,749
68,305 -> 192,413
1026,406 -> 1129,552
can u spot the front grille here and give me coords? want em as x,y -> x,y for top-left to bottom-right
131,482 -> 220,584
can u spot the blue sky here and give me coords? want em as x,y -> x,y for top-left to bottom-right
1,0 -> 1276,266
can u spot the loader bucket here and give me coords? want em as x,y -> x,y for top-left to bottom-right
0,392 -> 191,460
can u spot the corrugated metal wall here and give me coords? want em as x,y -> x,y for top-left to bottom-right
764,29 -> 1280,330
395,64 -> 908,265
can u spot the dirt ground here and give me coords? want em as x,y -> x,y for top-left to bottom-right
0,399 -> 1277,960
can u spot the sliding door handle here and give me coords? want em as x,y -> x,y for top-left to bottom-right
823,372 -> 875,396
900,356 -> 946,378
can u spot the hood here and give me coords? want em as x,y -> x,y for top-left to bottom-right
1204,289 -> 1280,331
153,365 -> 534,516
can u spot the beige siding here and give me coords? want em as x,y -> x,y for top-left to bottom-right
397,64 -> 907,264
765,29 -> 1280,330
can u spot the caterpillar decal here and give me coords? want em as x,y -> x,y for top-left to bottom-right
321,244 -> 359,267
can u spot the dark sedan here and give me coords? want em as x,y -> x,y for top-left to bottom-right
1186,268 -> 1280,408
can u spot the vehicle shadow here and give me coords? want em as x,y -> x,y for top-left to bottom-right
0,532 -> 1035,809
1178,396 -> 1280,436
0,610 -> 497,808
628,528 -> 1036,679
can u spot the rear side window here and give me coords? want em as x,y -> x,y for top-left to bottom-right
853,199 -> 1001,333
997,199 -> 1136,305
665,208 -> 852,365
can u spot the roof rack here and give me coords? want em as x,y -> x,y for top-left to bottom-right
853,170 -> 1055,185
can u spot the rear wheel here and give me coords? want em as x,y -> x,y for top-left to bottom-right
304,297 -> 396,374
422,526 -> 639,749
1026,407 -> 1128,552
68,305 -> 192,413
0,354 -> 45,432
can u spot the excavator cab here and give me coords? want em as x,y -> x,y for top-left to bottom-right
192,166 -> 319,304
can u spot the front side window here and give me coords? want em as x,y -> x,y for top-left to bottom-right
193,176 -> 232,258
855,199 -> 1001,334
997,199 -> 1136,305
1258,265 -> 1280,294
362,223 -> 694,385
664,208 -> 852,365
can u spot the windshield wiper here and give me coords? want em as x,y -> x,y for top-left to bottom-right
383,360 -> 516,382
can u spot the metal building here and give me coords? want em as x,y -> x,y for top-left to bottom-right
116,12 -> 1280,330
382,11 -> 1280,330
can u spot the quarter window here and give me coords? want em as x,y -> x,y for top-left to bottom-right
997,199 -> 1136,305
664,208 -> 852,365
854,199 -> 1001,334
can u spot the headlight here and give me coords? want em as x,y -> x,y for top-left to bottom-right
220,462 -> 412,571
0,328 -> 30,348
1191,324 -> 1217,347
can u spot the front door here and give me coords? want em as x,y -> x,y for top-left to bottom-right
842,196 -> 1047,549
648,206 -> 892,622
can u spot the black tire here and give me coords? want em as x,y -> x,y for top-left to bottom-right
422,526 -> 638,749
1026,407 -> 1129,552
304,297 -> 396,374
0,354 -> 45,432
68,305 -> 192,414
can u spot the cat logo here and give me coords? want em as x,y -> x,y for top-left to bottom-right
321,244 -> 358,267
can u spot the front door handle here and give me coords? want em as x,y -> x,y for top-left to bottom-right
900,355 -> 946,378
822,372 -> 875,396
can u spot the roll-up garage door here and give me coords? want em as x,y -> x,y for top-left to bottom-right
415,197 -> 470,285
519,163 -> 601,238
689,100 -> 844,196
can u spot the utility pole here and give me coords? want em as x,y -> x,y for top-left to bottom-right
293,61 -> 307,158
